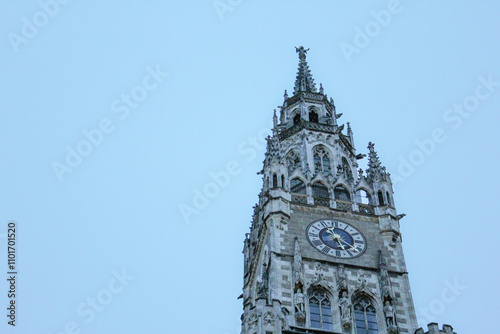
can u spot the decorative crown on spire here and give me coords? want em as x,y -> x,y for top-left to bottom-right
294,46 -> 317,95
366,142 -> 387,183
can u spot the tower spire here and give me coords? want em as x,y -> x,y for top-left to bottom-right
293,46 -> 317,95
366,142 -> 387,183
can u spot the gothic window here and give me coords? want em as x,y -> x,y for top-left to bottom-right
309,290 -> 333,331
290,178 -> 306,195
312,182 -> 329,199
354,298 -> 379,334
313,146 -> 331,175
293,114 -> 301,124
342,157 -> 353,181
309,108 -> 319,123
281,175 -> 285,189
286,150 -> 301,175
356,189 -> 371,205
334,185 -> 351,202
378,191 -> 385,206
386,191 -> 391,206
273,173 -> 278,189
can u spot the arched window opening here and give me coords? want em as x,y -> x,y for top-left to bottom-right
378,191 -> 385,206
386,191 -> 391,206
334,186 -> 351,202
313,146 -> 331,175
286,150 -> 301,175
356,190 -> 371,205
309,290 -> 333,331
342,157 -> 353,181
281,175 -> 285,189
354,297 -> 379,334
293,114 -> 301,125
290,178 -> 306,195
272,174 -> 278,189
312,183 -> 329,199
309,110 -> 319,123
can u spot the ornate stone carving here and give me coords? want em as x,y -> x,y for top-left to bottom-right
263,312 -> 275,327
379,250 -> 395,302
256,263 -> 269,299
384,301 -> 395,327
247,313 -> 258,331
356,269 -> 368,291
294,288 -> 306,323
339,291 -> 352,320
313,262 -> 324,282
384,300 -> 398,333
336,265 -> 348,293
292,237 -> 304,288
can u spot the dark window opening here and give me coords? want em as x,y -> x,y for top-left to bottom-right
312,183 -> 329,199
290,178 -> 306,194
378,191 -> 385,206
309,110 -> 319,123
334,186 -> 351,201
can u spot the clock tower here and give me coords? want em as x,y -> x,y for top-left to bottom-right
240,47 -> 456,334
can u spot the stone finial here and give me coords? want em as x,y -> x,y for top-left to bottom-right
366,142 -> 388,183
293,46 -> 317,94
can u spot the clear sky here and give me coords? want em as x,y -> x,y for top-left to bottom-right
1,1 -> 499,333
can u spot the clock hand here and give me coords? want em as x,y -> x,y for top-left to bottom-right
338,237 -> 359,252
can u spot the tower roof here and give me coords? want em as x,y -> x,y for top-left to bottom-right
293,46 -> 317,95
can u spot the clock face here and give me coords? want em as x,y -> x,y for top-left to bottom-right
306,220 -> 367,258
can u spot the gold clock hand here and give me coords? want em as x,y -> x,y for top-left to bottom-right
338,237 -> 359,252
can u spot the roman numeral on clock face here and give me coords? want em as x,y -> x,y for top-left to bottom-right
312,240 -> 322,246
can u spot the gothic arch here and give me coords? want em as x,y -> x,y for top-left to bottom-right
305,285 -> 335,331
312,181 -> 330,200
333,182 -> 352,202
290,177 -> 307,195
290,108 -> 301,124
351,290 -> 379,308
286,149 -> 301,175
312,145 -> 332,175
355,187 -> 372,205
308,106 -> 319,123
351,291 -> 382,334
341,156 -> 354,181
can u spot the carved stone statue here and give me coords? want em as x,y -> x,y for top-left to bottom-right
357,270 -> 367,290
337,265 -> 347,292
339,291 -> 352,320
384,301 -> 395,327
294,288 -> 305,313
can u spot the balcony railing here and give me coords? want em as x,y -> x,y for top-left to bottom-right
290,194 -> 375,215
358,203 -> 374,214
335,200 -> 352,211
313,197 -> 330,207
291,193 -> 307,204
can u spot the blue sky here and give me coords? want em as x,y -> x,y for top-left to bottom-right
1,1 -> 499,333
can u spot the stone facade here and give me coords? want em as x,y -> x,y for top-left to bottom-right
240,47 -> 456,334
